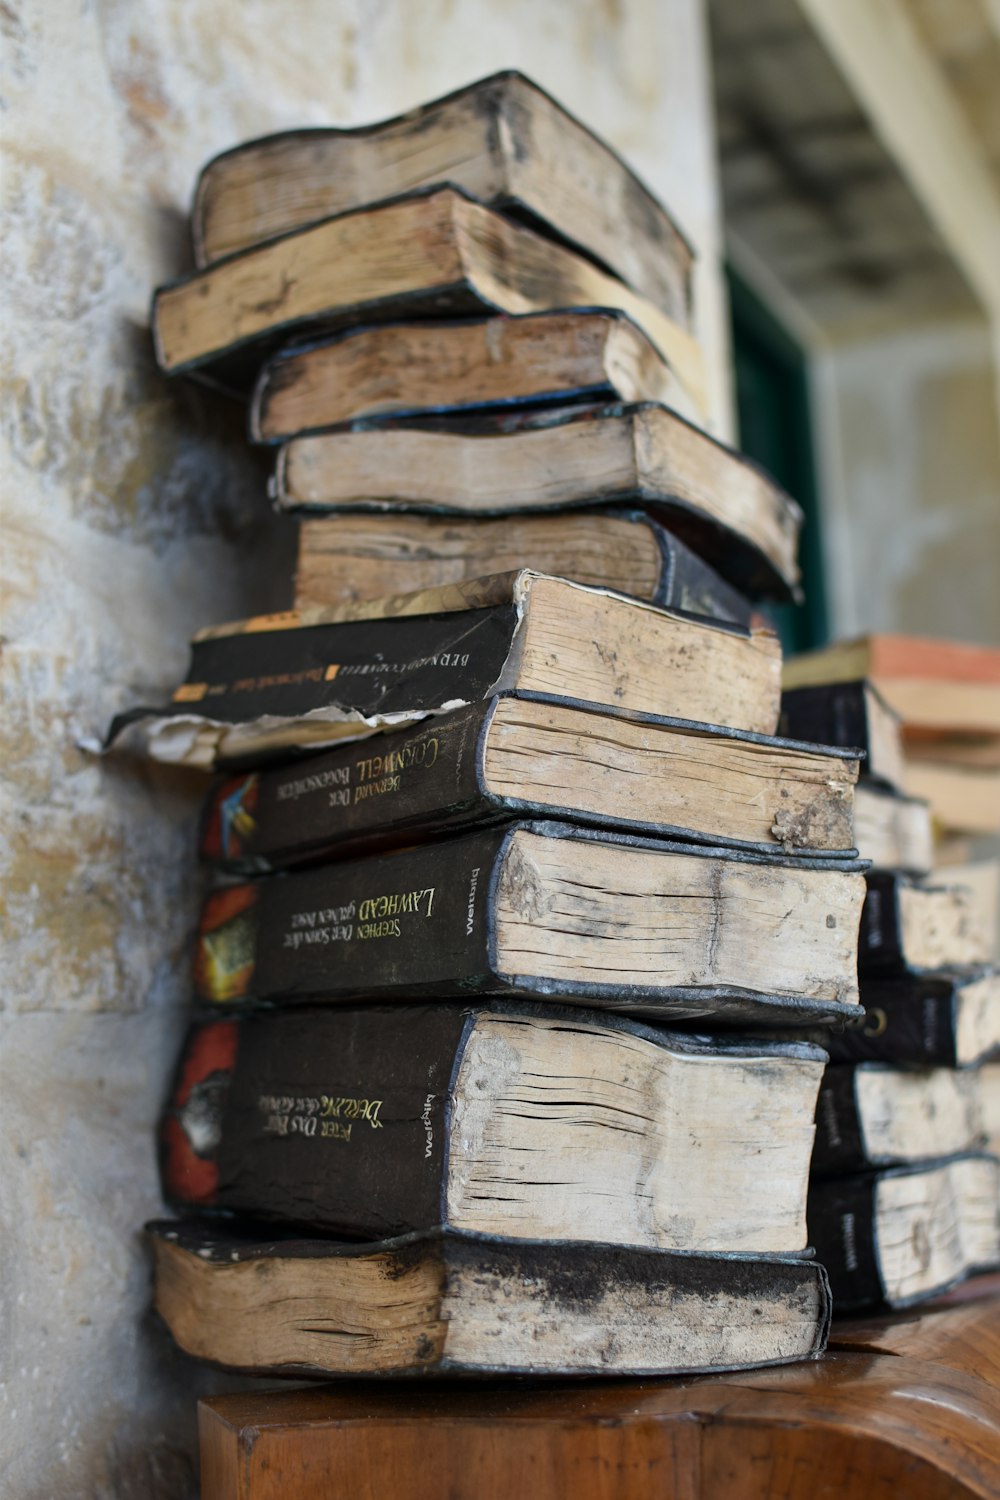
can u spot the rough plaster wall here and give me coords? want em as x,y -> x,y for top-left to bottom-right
814,317 -> 1000,643
0,2 -> 729,1495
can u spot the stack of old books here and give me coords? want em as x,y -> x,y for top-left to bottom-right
114,73 -> 874,1379
783,659 -> 1000,1312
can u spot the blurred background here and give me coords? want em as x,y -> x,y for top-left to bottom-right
2,2 -> 998,1495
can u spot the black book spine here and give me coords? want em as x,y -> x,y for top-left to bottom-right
159,1005 -> 472,1238
193,826 -> 506,1005
780,681 -> 869,755
825,985 -> 957,1067
811,1067 -> 868,1176
858,872 -> 905,974
200,703 -> 491,870
807,1174 -> 884,1312
653,526 -> 752,629
147,604 -> 520,735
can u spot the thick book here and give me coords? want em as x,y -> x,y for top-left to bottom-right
251,311 -> 680,443
860,870 -> 992,975
808,1154 -> 1000,1311
826,970 -> 1000,1069
783,634 -> 1000,736
191,71 -> 695,327
190,821 -> 866,1023
852,783 -> 933,876
153,186 -> 705,415
160,1003 -> 825,1251
293,509 -> 757,622
148,1220 -> 831,1379
105,570 -> 782,770
274,402 -> 803,601
199,694 -> 859,871
812,1063 -> 985,1177
982,1064 -> 1000,1155
779,679 -> 905,792
902,759 -> 1000,837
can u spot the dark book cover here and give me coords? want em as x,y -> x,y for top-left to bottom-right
198,691 -> 860,872
160,1005 -> 468,1238
809,1156 -> 1000,1313
106,598 -> 525,768
191,819 -> 865,1026
807,1173 -> 884,1313
160,1001 -> 826,1238
826,973 -> 995,1068
858,871 -> 906,973
812,1066 -> 869,1178
781,682 -> 872,757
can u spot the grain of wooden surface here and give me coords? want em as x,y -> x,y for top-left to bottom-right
199,1284 -> 1000,1499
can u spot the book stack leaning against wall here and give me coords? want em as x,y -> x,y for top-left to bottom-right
783,658 -> 1000,1313
112,72 -> 871,1379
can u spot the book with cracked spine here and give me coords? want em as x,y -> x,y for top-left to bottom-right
199,693 -> 859,872
160,1002 -> 826,1252
105,570 -> 782,771
190,820 -> 866,1026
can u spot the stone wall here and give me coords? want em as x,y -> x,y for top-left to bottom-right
0,4 -> 728,1493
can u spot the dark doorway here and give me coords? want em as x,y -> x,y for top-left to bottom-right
729,268 -> 829,653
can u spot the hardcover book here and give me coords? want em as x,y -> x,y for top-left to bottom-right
198,694 -> 860,871
981,1063 -> 1000,1155
190,820 -> 866,1023
160,1003 -> 826,1251
292,509 -> 756,621
808,1154 -> 1000,1311
782,634 -> 1000,736
812,1063 -> 984,1176
152,186 -> 705,415
105,571 -> 782,770
852,783 -> 933,876
250,311 -> 680,443
827,970 -> 1000,1069
779,679 -> 905,792
902,760 -> 1000,837
191,71 -> 695,327
274,402 -> 803,600
859,870 -> 992,975
148,1220 -> 832,1379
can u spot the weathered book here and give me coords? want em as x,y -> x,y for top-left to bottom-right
160,1004 -> 825,1250
153,187 -> 705,415
190,822 -> 866,1023
904,726 -> 1000,770
251,311 -> 682,442
783,635 -> 1000,736
826,970 -> 1000,1069
191,71 -> 694,325
812,1063 -> 985,1177
931,855 -> 1000,962
105,571 -> 782,771
274,402 -> 803,600
147,1220 -> 831,1379
293,509 -> 756,622
852,783 -> 933,876
199,694 -> 859,871
808,1154 -> 1000,1311
860,870 -> 992,975
902,760 -> 1000,837
981,1064 -> 1000,1155
779,679 -> 904,792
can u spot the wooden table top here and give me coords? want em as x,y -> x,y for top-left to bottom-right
199,1277 -> 1000,1500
